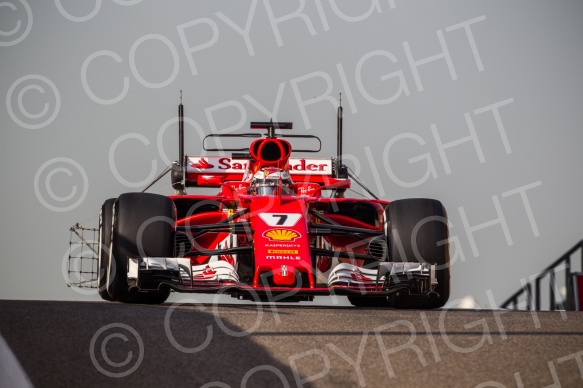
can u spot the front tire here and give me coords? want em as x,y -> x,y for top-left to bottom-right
387,198 -> 450,309
108,193 -> 175,304
97,198 -> 116,301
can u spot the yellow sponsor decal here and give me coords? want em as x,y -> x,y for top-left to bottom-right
268,249 -> 299,254
263,229 -> 300,241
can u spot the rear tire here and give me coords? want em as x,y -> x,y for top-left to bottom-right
97,198 -> 116,301
108,193 -> 175,304
387,198 -> 450,309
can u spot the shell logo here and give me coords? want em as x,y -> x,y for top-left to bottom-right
263,229 -> 301,242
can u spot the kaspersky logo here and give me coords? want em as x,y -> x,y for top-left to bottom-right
263,229 -> 301,242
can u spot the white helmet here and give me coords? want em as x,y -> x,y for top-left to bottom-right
251,168 -> 294,196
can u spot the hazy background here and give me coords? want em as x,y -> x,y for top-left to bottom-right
1,1 -> 582,307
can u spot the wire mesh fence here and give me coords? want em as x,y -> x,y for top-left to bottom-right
68,224 -> 99,289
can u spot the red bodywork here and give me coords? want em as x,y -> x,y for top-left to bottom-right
165,135 -> 389,298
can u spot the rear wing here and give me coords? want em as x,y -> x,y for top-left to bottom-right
169,95 -> 348,194
185,155 -> 334,187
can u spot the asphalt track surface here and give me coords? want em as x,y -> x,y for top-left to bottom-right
1,300 -> 582,388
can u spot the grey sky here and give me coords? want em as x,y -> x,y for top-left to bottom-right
1,1 -> 582,307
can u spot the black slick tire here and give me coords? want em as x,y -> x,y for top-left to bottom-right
387,198 -> 450,309
108,193 -> 175,304
97,198 -> 116,301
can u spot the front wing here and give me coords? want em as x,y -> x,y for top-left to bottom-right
127,257 -> 436,300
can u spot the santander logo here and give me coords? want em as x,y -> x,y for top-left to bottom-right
188,156 -> 332,175
192,158 -> 214,169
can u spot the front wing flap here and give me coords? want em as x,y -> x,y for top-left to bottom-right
128,257 -> 436,297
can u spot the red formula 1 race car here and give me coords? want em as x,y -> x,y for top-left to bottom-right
90,99 -> 450,308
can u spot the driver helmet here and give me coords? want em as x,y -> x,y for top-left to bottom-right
251,167 -> 294,196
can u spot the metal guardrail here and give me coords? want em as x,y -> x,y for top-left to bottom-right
501,240 -> 583,310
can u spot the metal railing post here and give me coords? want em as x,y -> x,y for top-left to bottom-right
549,270 -> 556,311
501,240 -> 583,311
535,276 -> 542,311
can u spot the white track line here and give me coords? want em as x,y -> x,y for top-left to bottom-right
0,333 -> 33,388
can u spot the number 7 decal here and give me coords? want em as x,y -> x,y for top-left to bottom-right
273,214 -> 288,225
259,213 -> 302,227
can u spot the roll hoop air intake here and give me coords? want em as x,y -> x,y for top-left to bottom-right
249,138 -> 292,170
